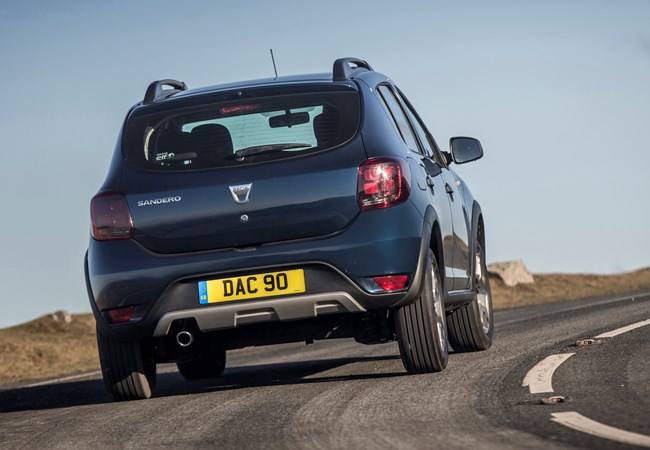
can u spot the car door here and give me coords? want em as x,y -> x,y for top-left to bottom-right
375,84 -> 457,290
395,88 -> 471,291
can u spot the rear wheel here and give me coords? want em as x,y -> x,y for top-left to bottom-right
395,249 -> 448,373
177,350 -> 227,380
96,327 -> 156,401
446,241 -> 493,352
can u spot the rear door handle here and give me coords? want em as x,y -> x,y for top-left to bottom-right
426,176 -> 435,187
445,183 -> 454,194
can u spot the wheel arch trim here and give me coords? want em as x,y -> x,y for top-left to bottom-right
469,201 -> 484,292
391,205 -> 439,309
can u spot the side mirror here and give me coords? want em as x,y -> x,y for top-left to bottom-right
449,137 -> 484,164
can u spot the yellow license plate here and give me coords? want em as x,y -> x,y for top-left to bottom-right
198,269 -> 305,304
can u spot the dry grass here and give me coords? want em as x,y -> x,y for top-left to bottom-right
490,267 -> 650,309
0,314 -> 99,386
1,267 -> 650,386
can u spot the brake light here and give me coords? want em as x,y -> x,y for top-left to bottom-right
357,158 -> 410,210
107,306 -> 135,324
373,275 -> 409,292
220,104 -> 260,115
91,191 -> 133,240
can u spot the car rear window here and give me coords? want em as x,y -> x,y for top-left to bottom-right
124,88 -> 360,170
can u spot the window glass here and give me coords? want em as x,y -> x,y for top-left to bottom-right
396,88 -> 446,165
181,106 -> 322,151
125,90 -> 360,170
399,97 -> 434,158
377,85 -> 421,153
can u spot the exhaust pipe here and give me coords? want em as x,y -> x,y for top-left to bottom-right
176,330 -> 194,347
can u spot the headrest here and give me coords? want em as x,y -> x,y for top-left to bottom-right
191,124 -> 233,156
313,107 -> 340,147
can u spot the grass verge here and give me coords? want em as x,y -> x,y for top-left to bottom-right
0,315 -> 99,387
490,267 -> 650,308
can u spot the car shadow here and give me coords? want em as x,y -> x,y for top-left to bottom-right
0,354 -> 404,413
157,354 -> 405,397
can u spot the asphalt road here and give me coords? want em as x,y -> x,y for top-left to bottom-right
1,293 -> 649,449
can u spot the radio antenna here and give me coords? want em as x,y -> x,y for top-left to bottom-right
270,49 -> 278,80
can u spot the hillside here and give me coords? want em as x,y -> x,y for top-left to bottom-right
489,266 -> 650,308
1,267 -> 650,386
0,314 -> 98,386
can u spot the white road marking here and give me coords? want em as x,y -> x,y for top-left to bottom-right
518,315 -> 650,446
551,412 -> 650,448
522,353 -> 574,394
594,318 -> 650,339
22,370 -> 102,388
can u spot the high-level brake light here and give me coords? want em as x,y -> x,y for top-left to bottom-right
357,158 -> 410,210
220,104 -> 260,115
91,191 -> 133,240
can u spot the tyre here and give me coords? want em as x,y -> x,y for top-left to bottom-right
446,241 -> 493,352
177,350 -> 227,380
96,326 -> 156,401
395,249 -> 448,373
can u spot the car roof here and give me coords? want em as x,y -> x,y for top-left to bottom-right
175,73 -> 337,99
139,58 -> 380,106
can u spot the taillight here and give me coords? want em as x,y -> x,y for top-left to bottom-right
90,191 -> 133,240
357,158 -> 410,210
106,306 -> 135,324
372,275 -> 410,292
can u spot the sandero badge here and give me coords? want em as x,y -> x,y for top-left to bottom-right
136,196 -> 182,207
86,57 -> 493,402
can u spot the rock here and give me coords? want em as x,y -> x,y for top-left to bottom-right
49,310 -> 72,324
488,260 -> 534,287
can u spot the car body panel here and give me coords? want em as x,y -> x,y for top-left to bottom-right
122,136 -> 367,253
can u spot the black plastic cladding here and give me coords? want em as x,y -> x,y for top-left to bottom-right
333,58 -> 374,81
143,79 -> 188,104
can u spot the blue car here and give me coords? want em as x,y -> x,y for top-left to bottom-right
85,58 -> 493,401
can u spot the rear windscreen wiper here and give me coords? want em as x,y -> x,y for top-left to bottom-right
234,143 -> 311,158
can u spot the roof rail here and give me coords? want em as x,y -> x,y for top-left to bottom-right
333,58 -> 374,81
143,79 -> 188,104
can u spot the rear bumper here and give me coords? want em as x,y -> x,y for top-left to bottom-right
152,292 -> 366,337
86,201 -> 431,340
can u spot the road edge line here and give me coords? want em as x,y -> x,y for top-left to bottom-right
594,318 -> 650,339
551,411 -> 650,448
522,353 -> 575,394
22,370 -> 102,388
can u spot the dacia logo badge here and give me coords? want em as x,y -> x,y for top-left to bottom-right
229,183 -> 252,204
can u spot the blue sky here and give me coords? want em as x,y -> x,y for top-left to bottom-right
1,0 -> 649,327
